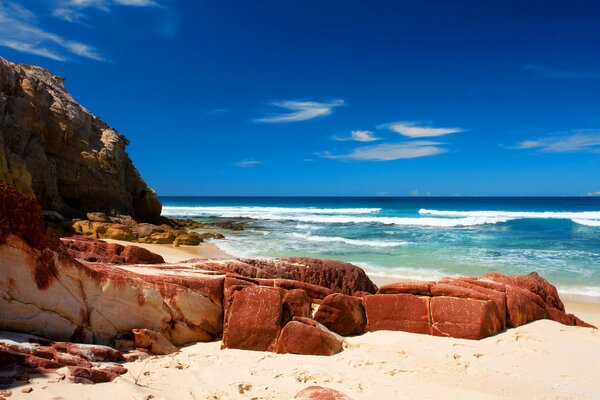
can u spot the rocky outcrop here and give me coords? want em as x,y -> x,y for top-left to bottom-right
0,181 -> 595,369
294,386 -> 353,400
0,181 -> 223,345
207,257 -> 378,295
61,236 -> 164,264
0,56 -> 161,222
0,331 -> 126,385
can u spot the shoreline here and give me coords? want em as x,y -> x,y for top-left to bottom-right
8,237 -> 600,399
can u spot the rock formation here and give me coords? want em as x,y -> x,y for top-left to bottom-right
61,236 -> 165,264
294,386 -> 353,400
0,331 -> 127,385
0,56 -> 161,222
0,181 -> 595,370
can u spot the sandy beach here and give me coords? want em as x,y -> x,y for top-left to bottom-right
6,241 -> 599,400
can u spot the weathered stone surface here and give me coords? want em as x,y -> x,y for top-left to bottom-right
377,281 -> 433,295
364,294 -> 431,334
62,236 -> 164,264
204,257 -> 377,295
132,329 -> 179,355
222,286 -> 287,352
314,293 -> 366,336
0,182 -> 223,345
484,272 -> 565,311
275,317 -> 343,356
0,331 -> 126,385
294,386 -> 353,400
283,289 -> 312,320
0,56 -> 161,222
430,296 -> 504,339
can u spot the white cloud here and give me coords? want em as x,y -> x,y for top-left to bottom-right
587,192 -> 600,197
381,121 -> 463,138
319,141 -> 446,161
255,99 -> 344,123
0,1 -> 104,61
235,160 -> 262,167
332,130 -> 381,142
513,132 -> 600,153
52,0 -> 160,22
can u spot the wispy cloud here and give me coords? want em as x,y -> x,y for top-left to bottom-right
587,191 -> 600,197
319,141 -> 446,161
235,159 -> 262,167
52,0 -> 161,22
332,130 -> 381,142
525,64 -> 600,80
381,121 -> 463,138
513,131 -> 600,153
0,1 -> 104,61
255,99 -> 344,123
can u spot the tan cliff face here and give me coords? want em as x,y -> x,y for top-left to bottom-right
0,56 -> 161,223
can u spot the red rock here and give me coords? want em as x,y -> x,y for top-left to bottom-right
0,332 -> 127,384
364,294 -> 430,334
294,386 -> 353,399
132,329 -> 179,355
434,280 -> 508,328
484,272 -> 564,311
223,257 -> 377,295
314,293 -> 366,336
377,281 -> 433,295
502,284 -> 550,328
222,286 -> 287,352
547,307 -> 596,328
283,289 -> 312,321
430,296 -> 503,339
62,236 -> 164,264
276,317 -> 343,356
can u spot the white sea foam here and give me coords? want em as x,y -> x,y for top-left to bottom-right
420,208 -> 600,220
291,233 -> 409,247
266,215 -> 513,226
163,206 -> 513,226
162,206 -> 381,217
572,219 -> 600,227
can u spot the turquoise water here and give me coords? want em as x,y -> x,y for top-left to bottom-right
161,197 -> 600,300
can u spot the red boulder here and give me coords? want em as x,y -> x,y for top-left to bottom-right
222,286 -> 287,352
364,294 -> 430,334
276,317 -> 343,356
294,386 -> 353,400
430,296 -> 504,339
314,293 -> 367,336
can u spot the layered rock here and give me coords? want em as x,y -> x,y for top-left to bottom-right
0,331 -> 126,385
61,236 -> 164,264
0,56 -> 161,222
0,181 -> 223,345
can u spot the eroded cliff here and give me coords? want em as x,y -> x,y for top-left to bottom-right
0,56 -> 161,222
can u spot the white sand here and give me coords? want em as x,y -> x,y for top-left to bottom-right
8,242 -> 600,400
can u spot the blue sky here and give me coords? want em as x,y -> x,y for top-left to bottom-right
1,0 -> 600,196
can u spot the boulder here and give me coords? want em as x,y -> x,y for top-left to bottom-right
132,329 -> 179,355
222,286 -> 287,352
223,257 -> 378,295
430,296 -> 504,339
275,317 -> 343,356
314,293 -> 366,336
0,56 -> 161,223
62,236 -> 165,264
364,294 -> 431,334
294,386 -> 353,400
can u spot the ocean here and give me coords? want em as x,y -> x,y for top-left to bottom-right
161,197 -> 600,301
